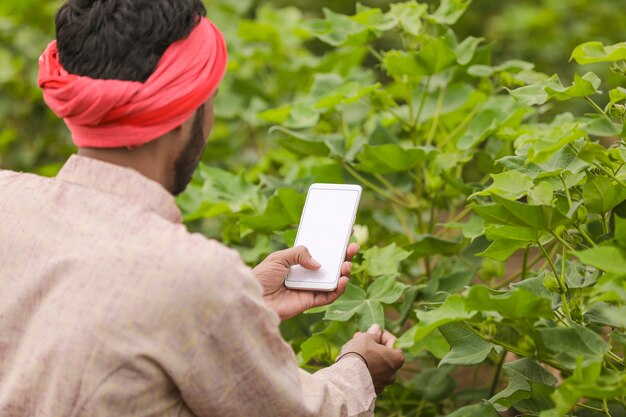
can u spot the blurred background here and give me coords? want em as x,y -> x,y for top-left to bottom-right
1,0 -> 625,174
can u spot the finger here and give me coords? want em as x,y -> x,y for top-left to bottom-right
381,330 -> 398,348
312,278 -> 348,308
335,276 -> 349,295
367,324 -> 383,343
282,246 -> 321,270
391,349 -> 405,369
345,243 -> 360,261
340,261 -> 352,277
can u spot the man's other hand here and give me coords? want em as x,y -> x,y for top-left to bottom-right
253,244 -> 359,321
338,324 -> 405,394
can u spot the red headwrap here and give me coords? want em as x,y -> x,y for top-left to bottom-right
38,18 -> 227,148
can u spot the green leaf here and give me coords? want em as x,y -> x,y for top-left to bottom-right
555,256 -> 600,288
397,295 -> 474,348
609,87 -> 626,104
583,175 -> 626,214
571,41 -> 626,64
387,1 -> 428,36
367,275 -> 409,304
410,328 -> 450,358
241,188 -> 305,232
383,38 -> 457,77
498,138 -> 589,179
284,103 -> 321,129
478,238 -> 529,261
314,82 -> 380,109
465,286 -> 553,319
582,115 -> 623,137
540,360 -> 623,417
426,0 -> 472,25
455,36 -> 484,65
528,181 -> 554,206
538,323 -> 610,370
462,216 -> 486,241
270,126 -> 343,157
456,109 -> 499,150
473,195 -> 572,231
324,284 -> 367,321
473,171 -> 534,200
412,367 -> 458,402
325,277 -> 408,329
353,144 -> 436,174
485,225 -> 541,242
584,302 -> 626,328
439,323 -> 494,366
509,73 -> 601,106
468,59 -> 535,77
303,7 -> 394,47
178,165 -> 260,220
446,402 -> 501,417
362,243 -> 412,277
490,358 -> 557,413
575,245 -> 626,275
406,234 -> 464,259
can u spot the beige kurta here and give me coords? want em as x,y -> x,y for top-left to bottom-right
0,155 -> 375,417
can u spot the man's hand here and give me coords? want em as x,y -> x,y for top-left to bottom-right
338,324 -> 405,394
253,244 -> 359,321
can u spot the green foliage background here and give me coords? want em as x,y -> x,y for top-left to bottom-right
2,1 -> 626,416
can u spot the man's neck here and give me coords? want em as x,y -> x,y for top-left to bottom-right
77,146 -> 173,194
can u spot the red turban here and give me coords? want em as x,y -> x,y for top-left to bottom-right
38,18 -> 227,148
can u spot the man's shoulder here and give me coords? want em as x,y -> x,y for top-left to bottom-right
120,223 -> 257,301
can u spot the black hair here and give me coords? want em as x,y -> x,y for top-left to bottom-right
55,0 -> 206,82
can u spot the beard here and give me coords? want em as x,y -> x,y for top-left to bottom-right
172,105 -> 207,196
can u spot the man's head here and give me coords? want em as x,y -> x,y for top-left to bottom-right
50,0 -> 221,195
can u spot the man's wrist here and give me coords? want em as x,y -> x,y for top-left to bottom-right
336,351 -> 368,368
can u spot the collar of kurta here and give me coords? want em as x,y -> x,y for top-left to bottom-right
56,154 -> 182,223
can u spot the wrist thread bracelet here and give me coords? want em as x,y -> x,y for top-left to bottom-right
336,351 -> 369,369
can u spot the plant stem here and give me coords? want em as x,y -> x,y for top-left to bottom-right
539,241 -> 571,319
495,251 -> 543,289
550,231 -> 576,252
387,107 -> 413,129
367,45 -> 384,62
426,86 -> 446,146
343,163 -> 414,208
585,96 -> 610,119
538,241 -> 559,278
607,350 -> 624,366
439,107 -> 479,148
602,213 -> 610,235
413,76 -> 431,130
603,399 -> 614,417
560,173 -> 573,208
522,245 -> 530,280
374,173 -> 405,199
464,323 -> 566,372
489,350 -> 507,397
393,203 -> 414,243
595,163 -> 626,189
415,397 -> 426,417
577,402 -> 604,413
576,225 -> 597,247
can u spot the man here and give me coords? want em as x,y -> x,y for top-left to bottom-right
0,1 -> 404,416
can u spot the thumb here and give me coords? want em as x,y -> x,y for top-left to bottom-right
286,246 -> 321,270
367,323 -> 383,343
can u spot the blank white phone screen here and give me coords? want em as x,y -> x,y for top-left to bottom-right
288,188 -> 359,284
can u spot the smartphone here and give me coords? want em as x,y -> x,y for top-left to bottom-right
285,183 -> 362,292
